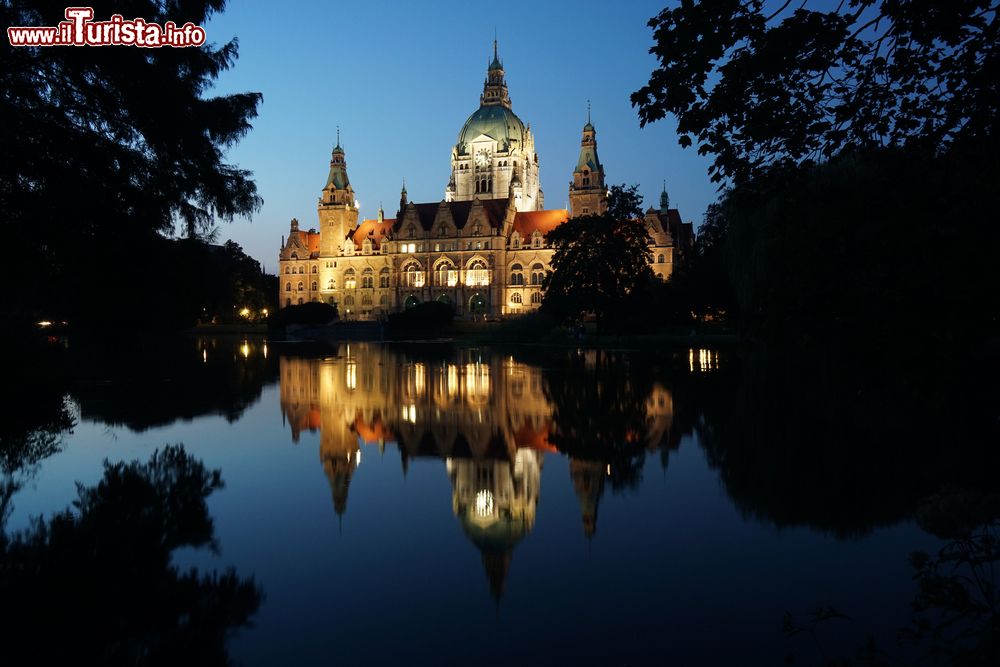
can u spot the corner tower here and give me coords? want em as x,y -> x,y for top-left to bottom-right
448,41 -> 542,211
318,136 -> 359,257
568,110 -> 607,217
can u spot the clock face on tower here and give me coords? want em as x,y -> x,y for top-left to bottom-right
475,148 -> 491,167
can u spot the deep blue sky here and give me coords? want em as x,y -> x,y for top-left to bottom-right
204,0 -> 717,271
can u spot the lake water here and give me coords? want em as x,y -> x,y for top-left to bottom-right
4,335 -> 991,665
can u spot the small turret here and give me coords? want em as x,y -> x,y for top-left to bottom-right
660,180 -> 670,213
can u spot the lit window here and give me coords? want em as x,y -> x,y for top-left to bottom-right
466,260 -> 489,286
511,293 -> 522,304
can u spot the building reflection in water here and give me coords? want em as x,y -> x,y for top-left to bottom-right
278,344 -> 677,599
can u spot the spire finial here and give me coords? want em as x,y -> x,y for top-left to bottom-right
401,177 -> 407,193
336,125 -> 341,147
494,29 -> 498,60
587,99 -> 591,124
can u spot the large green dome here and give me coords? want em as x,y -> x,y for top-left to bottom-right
456,105 -> 527,154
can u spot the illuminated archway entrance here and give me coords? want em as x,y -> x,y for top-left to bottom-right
469,293 -> 487,314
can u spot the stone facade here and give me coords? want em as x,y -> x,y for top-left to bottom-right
278,44 -> 693,318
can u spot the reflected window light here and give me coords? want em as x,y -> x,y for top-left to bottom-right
447,364 -> 458,398
263,343 -> 268,359
202,349 -> 207,364
346,362 -> 357,390
241,341 -> 250,359
475,490 -> 495,518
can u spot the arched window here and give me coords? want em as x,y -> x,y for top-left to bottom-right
285,282 -> 291,292
511,235 -> 521,249
327,279 -> 335,289
344,268 -> 356,289
403,263 -> 425,288
509,263 -> 524,285
297,266 -> 304,274
297,297 -> 304,305
362,293 -> 372,306
362,268 -> 374,288
530,263 -> 544,285
511,293 -> 522,304
311,281 -> 318,291
344,295 -> 355,306
284,267 -> 290,274
658,254 -> 665,264
311,265 -> 317,273
285,298 -> 291,307
328,297 -> 336,304
379,267 -> 391,288
435,262 -> 456,287
531,291 -> 542,304
297,281 -> 304,291
532,234 -> 542,248
465,260 -> 489,287
379,294 -> 388,306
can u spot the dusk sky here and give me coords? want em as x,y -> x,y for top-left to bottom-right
203,0 -> 717,271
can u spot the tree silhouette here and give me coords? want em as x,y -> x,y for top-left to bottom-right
632,0 -> 1000,185
0,1 -> 262,327
0,446 -> 262,665
542,185 -> 654,331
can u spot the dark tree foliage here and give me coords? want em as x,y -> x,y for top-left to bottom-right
67,335 -> 279,431
542,185 -> 655,330
632,0 -> 1000,185
668,202 -> 738,324
0,445 -> 262,665
386,301 -> 454,338
541,348 -> 683,491
0,1 -> 262,326
272,301 -> 339,328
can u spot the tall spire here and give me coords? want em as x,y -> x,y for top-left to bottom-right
482,40 -> 510,108
336,125 -> 341,148
660,180 -> 670,212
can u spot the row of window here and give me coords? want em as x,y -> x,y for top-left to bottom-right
510,292 -> 542,305
284,265 -> 317,274
509,262 -> 546,286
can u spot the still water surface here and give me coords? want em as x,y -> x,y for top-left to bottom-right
5,336 -> 974,665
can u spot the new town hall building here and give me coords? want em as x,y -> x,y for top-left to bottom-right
278,44 -> 692,318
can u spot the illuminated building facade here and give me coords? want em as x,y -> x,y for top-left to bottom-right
278,43 -> 692,318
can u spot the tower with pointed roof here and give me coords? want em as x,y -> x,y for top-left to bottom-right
448,42 -> 542,211
318,135 -> 359,257
568,105 -> 607,217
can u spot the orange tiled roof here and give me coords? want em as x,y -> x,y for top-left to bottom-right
514,420 -> 558,453
287,229 -> 321,257
350,218 -> 395,250
513,209 -> 569,238
352,413 -> 395,445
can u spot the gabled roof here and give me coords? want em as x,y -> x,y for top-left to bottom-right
282,229 -> 320,258
350,218 -> 395,250
512,209 -> 568,238
396,199 -> 510,233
